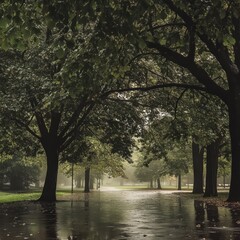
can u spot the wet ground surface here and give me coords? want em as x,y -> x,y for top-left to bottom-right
0,189 -> 240,239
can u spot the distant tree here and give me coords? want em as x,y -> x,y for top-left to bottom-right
166,144 -> 191,190
218,157 -> 231,188
0,154 -> 40,190
135,150 -> 168,189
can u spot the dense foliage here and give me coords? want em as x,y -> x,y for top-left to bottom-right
0,0 -> 239,201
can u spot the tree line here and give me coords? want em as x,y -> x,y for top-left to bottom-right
0,1 -> 239,201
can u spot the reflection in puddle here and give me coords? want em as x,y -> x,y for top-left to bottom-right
0,191 -> 240,239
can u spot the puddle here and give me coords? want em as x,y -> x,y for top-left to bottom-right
0,190 -> 239,239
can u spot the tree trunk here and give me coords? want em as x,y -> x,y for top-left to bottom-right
157,177 -> 162,189
177,174 -> 181,190
227,94 -> 240,201
71,163 -> 74,194
38,144 -> 59,202
84,167 -> 90,193
223,168 -> 226,189
204,139 -> 220,197
192,141 -> 204,194
96,178 -> 101,189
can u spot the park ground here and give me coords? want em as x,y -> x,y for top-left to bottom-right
1,187 -> 240,239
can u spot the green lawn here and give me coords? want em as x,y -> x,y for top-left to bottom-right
0,192 -> 41,202
0,190 -> 72,203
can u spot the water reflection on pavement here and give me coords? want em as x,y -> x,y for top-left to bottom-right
0,189 -> 240,239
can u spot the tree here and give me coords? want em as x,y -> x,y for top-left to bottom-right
135,158 -> 168,189
143,1 -> 240,201
136,90 -> 204,193
91,1 -> 240,201
165,144 -> 191,190
0,1 -> 141,201
0,154 -> 40,190
2,1 -> 239,201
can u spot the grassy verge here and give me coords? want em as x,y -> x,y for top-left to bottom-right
0,192 -> 41,203
0,189 -> 73,203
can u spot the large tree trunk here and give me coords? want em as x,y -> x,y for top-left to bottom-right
84,167 -> 90,193
227,93 -> 240,201
204,139 -> 220,197
192,141 -> 204,194
38,142 -> 59,202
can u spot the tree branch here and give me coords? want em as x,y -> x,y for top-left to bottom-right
11,117 -> 41,140
58,96 -> 88,139
162,0 -> 193,26
198,34 -> 236,76
49,107 -> 62,136
59,102 -> 96,150
232,16 -> 240,70
162,0 -> 238,77
145,41 -> 228,102
27,89 -> 49,138
188,26 -> 195,61
174,89 -> 187,119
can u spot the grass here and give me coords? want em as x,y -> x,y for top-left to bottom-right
0,189 -> 73,203
0,192 -> 41,203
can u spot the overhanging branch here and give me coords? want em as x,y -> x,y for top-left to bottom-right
145,41 -> 228,102
101,82 -> 212,99
11,117 -> 41,140
59,102 -> 96,151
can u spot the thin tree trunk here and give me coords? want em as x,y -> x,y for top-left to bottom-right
157,177 -> 162,189
71,163 -> 74,194
223,168 -> 226,189
178,174 -> 181,190
204,139 -> 220,197
84,167 -> 90,193
192,141 -> 204,194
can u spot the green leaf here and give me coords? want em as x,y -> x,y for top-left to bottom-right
138,38 -> 146,49
159,38 -> 166,45
223,35 -> 236,46
145,32 -> 154,42
0,17 -> 10,28
55,48 -> 65,59
219,9 -> 226,19
91,2 -> 97,11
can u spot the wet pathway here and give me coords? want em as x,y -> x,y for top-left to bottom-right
0,189 -> 240,239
